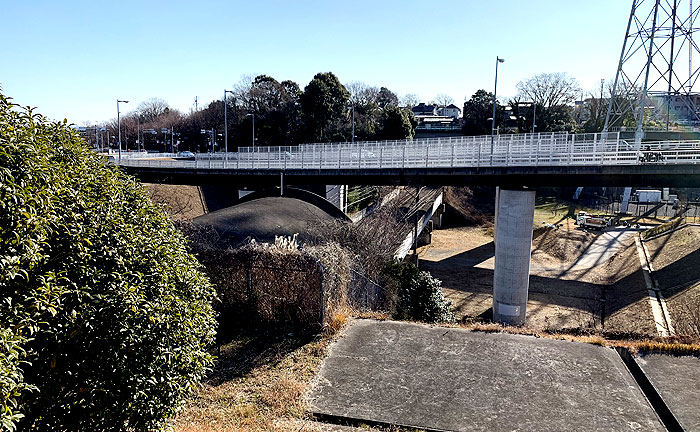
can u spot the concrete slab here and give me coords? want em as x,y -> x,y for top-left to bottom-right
310,319 -> 664,432
636,353 -> 700,431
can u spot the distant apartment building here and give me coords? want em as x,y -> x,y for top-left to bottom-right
656,94 -> 700,124
71,125 -> 108,149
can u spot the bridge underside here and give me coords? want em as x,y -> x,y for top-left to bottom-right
126,162 -> 700,327
124,164 -> 700,188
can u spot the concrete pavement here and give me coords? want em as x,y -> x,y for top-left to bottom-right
637,353 -> 700,431
310,319 -> 665,432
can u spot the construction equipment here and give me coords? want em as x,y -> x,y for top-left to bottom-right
575,211 -> 610,231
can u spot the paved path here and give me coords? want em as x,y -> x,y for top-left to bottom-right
569,227 -> 642,271
310,319 -> 664,432
637,353 -> 700,431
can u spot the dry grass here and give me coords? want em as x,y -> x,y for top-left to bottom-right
173,324 -> 343,432
532,200 -> 598,226
173,313 -> 699,431
454,320 -> 700,355
173,314 -> 422,432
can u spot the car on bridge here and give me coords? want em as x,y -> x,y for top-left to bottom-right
350,149 -> 376,159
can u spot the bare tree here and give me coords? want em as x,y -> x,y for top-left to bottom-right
136,98 -> 171,123
345,81 -> 379,106
516,73 -> 580,108
434,93 -> 454,109
231,74 -> 256,110
400,94 -> 421,109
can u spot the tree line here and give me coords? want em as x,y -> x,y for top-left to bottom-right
100,72 -> 418,152
462,72 -> 636,136
94,71 -> 638,152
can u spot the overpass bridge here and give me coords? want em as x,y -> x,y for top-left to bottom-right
119,132 -> 700,188
116,132 -> 700,326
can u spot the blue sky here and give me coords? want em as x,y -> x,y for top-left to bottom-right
1,0 -> 631,125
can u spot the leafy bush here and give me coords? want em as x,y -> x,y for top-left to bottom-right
0,93 -> 216,430
385,262 -> 454,323
0,329 -> 34,431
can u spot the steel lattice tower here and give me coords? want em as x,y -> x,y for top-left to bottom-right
604,0 -> 700,145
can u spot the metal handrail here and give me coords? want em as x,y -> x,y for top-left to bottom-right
116,133 -> 700,171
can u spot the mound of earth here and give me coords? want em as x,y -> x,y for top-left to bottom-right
532,222 -> 595,263
192,196 -> 344,247
145,183 -> 207,220
443,186 -> 494,227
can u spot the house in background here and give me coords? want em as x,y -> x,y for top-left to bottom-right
438,104 -> 461,119
412,103 -> 462,135
411,103 -> 438,117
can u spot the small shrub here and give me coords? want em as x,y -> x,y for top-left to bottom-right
385,262 -> 455,323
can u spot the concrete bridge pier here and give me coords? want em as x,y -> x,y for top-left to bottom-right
493,187 -> 536,326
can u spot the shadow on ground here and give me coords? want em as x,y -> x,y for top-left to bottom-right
208,330 -> 316,386
419,229 -> 658,333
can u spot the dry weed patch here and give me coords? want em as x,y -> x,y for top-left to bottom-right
173,319 -> 348,431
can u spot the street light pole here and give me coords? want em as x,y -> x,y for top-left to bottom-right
224,89 -> 234,157
117,99 -> 129,163
490,57 -> 504,162
532,102 -> 537,133
247,113 -> 255,149
349,103 -> 355,144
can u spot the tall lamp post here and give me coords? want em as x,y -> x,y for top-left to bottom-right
117,99 -> 129,162
247,113 -> 255,149
223,89 -> 234,157
490,57 -> 504,162
348,103 -> 355,143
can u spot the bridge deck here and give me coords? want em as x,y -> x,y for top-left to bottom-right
116,132 -> 700,187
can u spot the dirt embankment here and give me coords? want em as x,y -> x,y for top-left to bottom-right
645,225 -> 700,336
532,220 -> 595,263
419,220 -> 656,335
443,186 -> 494,227
144,183 -> 207,220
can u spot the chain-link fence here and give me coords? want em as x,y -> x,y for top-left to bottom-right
179,224 -> 351,331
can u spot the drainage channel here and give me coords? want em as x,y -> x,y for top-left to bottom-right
312,412 -> 451,432
634,235 -> 674,336
616,347 -> 684,432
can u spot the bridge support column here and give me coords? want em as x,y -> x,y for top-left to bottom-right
493,188 -> 535,326
324,185 -> 347,212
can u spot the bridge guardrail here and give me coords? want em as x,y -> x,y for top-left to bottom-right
116,132 -> 700,170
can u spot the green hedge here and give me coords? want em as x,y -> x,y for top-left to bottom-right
0,93 -> 216,430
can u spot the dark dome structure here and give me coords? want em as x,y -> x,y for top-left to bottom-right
192,189 -> 349,246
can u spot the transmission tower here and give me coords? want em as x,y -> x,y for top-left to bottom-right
604,0 -> 700,145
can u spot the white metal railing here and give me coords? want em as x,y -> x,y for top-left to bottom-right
116,132 -> 700,170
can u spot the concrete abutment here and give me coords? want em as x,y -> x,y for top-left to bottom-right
493,188 -> 536,326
